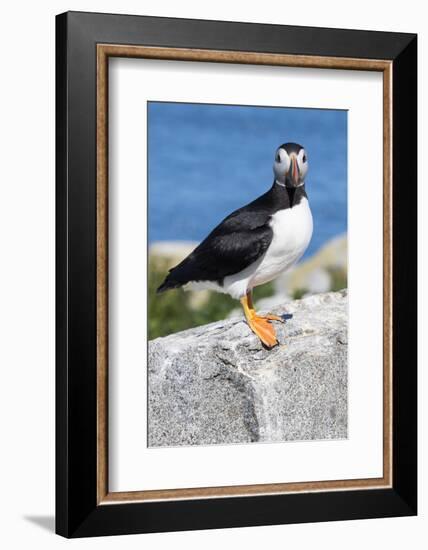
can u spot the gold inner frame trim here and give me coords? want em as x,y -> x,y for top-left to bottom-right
96,44 -> 393,505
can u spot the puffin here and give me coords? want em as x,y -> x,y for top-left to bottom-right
157,142 -> 313,348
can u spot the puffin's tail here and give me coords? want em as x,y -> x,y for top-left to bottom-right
156,275 -> 182,294
157,256 -> 194,294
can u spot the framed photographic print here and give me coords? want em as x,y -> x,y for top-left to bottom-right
56,11 -> 417,538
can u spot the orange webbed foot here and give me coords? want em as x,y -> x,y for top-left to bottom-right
240,293 -> 280,348
247,315 -> 278,348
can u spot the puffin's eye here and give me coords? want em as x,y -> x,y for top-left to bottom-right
276,152 -> 281,162
302,154 -> 307,163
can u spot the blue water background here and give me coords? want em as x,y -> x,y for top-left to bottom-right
148,102 -> 347,258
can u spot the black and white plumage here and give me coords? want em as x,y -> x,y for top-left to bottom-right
157,142 -> 313,301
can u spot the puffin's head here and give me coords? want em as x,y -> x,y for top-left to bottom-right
273,142 -> 308,188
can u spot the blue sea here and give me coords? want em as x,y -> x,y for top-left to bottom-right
148,102 -> 347,258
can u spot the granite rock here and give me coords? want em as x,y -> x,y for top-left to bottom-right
148,290 -> 348,447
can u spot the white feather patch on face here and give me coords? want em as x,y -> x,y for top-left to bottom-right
297,148 -> 309,181
273,148 -> 290,183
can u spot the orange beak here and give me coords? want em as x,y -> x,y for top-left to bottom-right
289,154 -> 300,186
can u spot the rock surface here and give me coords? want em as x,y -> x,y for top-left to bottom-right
148,290 -> 348,447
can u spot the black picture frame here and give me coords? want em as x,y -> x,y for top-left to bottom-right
56,11 -> 417,538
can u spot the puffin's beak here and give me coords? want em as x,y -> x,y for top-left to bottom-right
288,154 -> 300,187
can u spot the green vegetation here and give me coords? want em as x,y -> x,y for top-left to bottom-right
291,266 -> 346,300
292,288 -> 308,300
148,259 -> 274,340
328,267 -> 347,292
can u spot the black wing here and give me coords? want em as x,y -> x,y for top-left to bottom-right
157,198 -> 274,292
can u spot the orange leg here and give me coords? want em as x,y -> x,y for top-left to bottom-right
240,292 -> 278,348
246,291 -> 285,323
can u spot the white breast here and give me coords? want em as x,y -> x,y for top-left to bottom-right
251,197 -> 313,288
